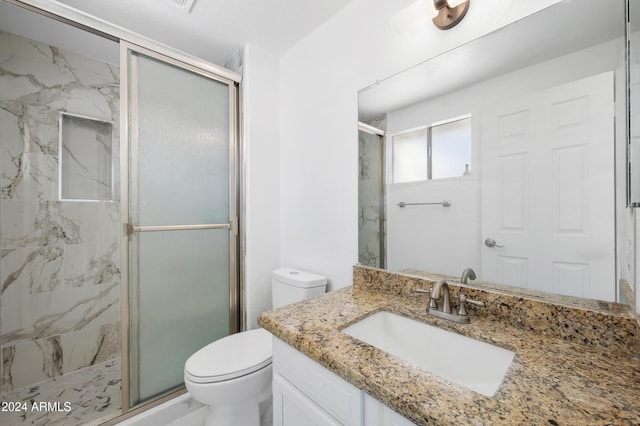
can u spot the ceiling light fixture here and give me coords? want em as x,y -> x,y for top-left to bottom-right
432,0 -> 469,30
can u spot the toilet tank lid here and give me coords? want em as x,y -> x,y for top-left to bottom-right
273,267 -> 327,288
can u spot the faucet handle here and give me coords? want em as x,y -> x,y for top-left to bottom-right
457,294 -> 485,316
464,296 -> 485,307
414,288 -> 438,310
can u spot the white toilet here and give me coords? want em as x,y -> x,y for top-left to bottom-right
184,267 -> 328,426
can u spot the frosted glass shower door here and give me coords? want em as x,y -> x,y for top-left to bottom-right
123,44 -> 239,407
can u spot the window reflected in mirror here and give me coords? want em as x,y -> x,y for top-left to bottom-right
431,116 -> 471,179
391,115 -> 471,183
392,127 -> 428,183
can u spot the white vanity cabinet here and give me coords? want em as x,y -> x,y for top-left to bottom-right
363,394 -> 416,426
272,337 -> 416,426
273,337 -> 363,425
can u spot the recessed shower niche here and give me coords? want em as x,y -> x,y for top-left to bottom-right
59,113 -> 114,201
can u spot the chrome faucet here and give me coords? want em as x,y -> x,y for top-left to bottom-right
421,280 -> 485,324
461,267 -> 476,284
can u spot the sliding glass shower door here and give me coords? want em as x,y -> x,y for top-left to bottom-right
122,43 -> 239,408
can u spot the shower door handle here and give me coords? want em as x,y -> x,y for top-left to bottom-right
126,223 -> 231,236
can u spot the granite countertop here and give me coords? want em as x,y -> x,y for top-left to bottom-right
258,267 -> 640,425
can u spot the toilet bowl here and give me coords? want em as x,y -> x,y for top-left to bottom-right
185,328 -> 272,425
184,268 -> 327,426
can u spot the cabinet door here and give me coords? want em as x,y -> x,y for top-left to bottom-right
274,374 -> 342,426
273,338 -> 363,425
363,394 -> 416,426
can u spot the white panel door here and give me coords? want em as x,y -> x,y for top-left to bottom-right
481,72 -> 615,301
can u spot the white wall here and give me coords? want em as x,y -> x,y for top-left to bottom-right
386,178 -> 480,275
279,0 -> 561,290
242,44 -> 282,328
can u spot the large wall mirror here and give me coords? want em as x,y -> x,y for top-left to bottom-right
358,0 -> 638,312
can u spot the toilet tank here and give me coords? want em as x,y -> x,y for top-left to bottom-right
272,268 -> 327,309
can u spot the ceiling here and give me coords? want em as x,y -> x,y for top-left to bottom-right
52,0 -> 356,64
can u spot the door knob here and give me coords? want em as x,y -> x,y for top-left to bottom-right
484,238 -> 504,248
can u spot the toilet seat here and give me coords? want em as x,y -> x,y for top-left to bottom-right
185,328 -> 273,384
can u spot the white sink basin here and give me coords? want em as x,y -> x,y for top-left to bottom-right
342,311 -> 514,397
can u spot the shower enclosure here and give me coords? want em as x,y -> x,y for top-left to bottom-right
358,117 -> 386,269
0,1 -> 241,424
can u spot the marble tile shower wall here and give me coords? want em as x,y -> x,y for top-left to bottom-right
358,115 -> 386,268
0,28 -> 121,407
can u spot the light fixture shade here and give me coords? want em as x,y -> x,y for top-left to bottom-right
444,0 -> 468,7
433,0 -> 470,30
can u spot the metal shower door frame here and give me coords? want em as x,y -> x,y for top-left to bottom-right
119,40 -> 241,414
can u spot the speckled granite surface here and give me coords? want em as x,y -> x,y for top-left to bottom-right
258,266 -> 640,425
403,268 -> 634,316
